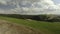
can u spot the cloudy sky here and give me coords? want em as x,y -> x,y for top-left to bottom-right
0,0 -> 60,15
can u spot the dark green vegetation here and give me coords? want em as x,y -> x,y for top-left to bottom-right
0,14 -> 60,34
0,14 -> 60,22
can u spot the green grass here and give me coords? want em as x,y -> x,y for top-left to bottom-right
0,16 -> 60,34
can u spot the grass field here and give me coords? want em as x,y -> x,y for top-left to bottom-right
0,16 -> 60,34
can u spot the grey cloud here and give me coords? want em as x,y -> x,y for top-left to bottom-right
0,0 -> 60,15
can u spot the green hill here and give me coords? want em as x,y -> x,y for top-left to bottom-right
0,16 -> 60,34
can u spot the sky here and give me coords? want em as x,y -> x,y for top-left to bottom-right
0,0 -> 60,15
53,0 -> 60,4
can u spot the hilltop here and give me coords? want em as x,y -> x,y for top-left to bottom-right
0,20 -> 41,34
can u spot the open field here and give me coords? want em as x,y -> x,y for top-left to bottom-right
0,20 -> 41,34
0,16 -> 60,34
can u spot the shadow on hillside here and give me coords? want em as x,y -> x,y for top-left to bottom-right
0,14 -> 60,22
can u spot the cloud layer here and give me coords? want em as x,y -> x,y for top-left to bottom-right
0,0 -> 60,15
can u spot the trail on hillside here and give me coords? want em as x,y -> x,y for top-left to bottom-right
0,20 -> 42,34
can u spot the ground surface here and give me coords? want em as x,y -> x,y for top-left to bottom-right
0,16 -> 60,34
0,20 -> 41,34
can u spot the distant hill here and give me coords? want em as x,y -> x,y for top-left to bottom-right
0,14 -> 60,22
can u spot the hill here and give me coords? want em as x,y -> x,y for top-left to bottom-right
0,20 -> 41,34
0,16 -> 60,34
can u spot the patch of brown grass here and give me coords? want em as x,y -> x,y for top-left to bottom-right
0,20 -> 43,34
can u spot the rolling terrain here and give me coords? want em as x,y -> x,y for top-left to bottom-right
0,20 -> 41,34
0,16 -> 60,34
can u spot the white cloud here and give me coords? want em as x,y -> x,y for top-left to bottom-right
0,0 -> 7,5
0,0 -> 60,15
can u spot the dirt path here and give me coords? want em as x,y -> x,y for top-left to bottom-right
0,20 -> 42,34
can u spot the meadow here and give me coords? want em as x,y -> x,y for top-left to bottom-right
0,16 -> 60,34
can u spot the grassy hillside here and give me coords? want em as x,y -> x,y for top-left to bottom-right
0,16 -> 60,34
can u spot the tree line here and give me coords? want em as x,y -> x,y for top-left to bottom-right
0,14 -> 60,22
